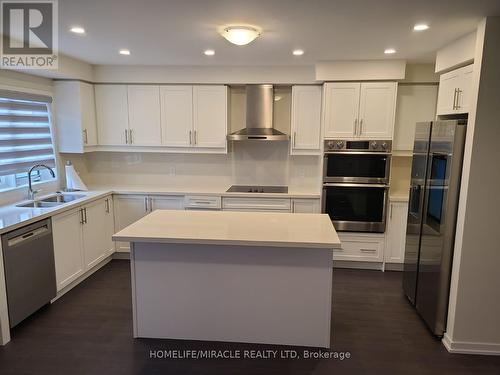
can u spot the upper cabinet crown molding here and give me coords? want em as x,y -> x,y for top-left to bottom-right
290,85 -> 322,155
323,82 -> 396,140
54,81 -> 97,153
436,64 -> 473,116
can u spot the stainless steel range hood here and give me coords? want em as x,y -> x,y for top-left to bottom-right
227,84 -> 289,141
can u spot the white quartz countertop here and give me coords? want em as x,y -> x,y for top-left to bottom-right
113,210 -> 341,249
0,191 -> 112,235
89,185 -> 321,199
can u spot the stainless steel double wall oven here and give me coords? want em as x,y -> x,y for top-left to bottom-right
322,139 -> 392,232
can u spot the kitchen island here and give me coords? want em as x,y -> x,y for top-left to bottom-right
113,210 -> 340,348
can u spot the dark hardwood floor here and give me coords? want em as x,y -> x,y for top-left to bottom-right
1,260 -> 500,375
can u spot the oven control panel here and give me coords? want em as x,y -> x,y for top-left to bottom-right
324,140 -> 392,152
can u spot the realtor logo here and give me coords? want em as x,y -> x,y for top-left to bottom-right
1,0 -> 58,69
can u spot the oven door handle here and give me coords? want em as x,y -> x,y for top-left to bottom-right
323,151 -> 391,156
323,183 -> 389,188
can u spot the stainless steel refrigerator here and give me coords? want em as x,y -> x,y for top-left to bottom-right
403,120 -> 467,337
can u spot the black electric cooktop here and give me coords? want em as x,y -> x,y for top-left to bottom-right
226,185 -> 288,194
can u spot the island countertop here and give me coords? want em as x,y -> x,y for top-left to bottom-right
113,210 -> 341,249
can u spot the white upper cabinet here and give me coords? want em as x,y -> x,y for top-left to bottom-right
160,86 -> 193,147
436,64 -> 473,116
159,85 -> 227,151
95,85 -> 129,146
393,85 -> 438,151
324,83 -> 360,138
54,81 -> 97,153
127,86 -> 162,146
324,82 -> 396,140
290,85 -> 322,155
358,82 -> 397,139
193,85 -> 227,148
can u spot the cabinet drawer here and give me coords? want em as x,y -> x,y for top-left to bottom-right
222,197 -> 291,211
184,195 -> 221,209
334,233 -> 384,262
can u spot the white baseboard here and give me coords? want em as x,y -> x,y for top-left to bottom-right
333,261 -> 383,271
443,333 -> 500,355
113,252 -> 130,260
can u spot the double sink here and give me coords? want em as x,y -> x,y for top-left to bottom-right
16,193 -> 87,209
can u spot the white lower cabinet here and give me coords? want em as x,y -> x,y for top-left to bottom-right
384,200 -> 409,264
52,196 -> 114,292
292,198 -> 321,213
334,232 -> 385,262
114,194 -> 184,252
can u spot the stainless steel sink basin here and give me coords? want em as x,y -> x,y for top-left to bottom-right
16,193 -> 86,208
17,201 -> 61,208
39,193 -> 86,203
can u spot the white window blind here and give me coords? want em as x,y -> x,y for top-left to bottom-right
0,90 -> 56,176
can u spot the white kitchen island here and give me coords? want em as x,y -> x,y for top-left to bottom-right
113,210 -> 340,348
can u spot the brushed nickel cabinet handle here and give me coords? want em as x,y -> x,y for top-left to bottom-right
359,119 -> 363,135
360,248 -> 376,253
452,88 -> 458,110
354,119 -> 358,136
129,129 -> 133,144
293,131 -> 297,147
125,129 -> 128,144
79,208 -> 84,224
194,130 -> 197,145
83,129 -> 88,144
149,198 -> 153,212
189,130 -> 192,145
105,198 -> 110,213
144,197 -> 148,212
456,89 -> 462,110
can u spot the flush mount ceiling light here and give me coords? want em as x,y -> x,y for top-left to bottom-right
221,26 -> 260,46
70,26 -> 85,34
204,49 -> 215,56
384,48 -> 396,54
413,23 -> 430,31
119,49 -> 131,55
292,49 -> 304,56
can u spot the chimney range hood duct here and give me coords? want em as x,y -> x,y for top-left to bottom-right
227,84 -> 289,141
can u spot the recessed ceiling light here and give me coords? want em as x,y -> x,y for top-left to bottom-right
204,49 -> 215,56
119,49 -> 130,56
292,49 -> 304,56
221,26 -> 260,46
70,26 -> 85,34
413,23 -> 430,31
384,48 -> 396,54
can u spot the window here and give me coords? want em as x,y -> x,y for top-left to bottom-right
0,90 -> 56,192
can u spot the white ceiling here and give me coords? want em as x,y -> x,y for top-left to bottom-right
58,0 -> 500,66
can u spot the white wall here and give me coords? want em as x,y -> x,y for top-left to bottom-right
435,32 -> 476,73
444,17 -> 500,354
93,65 -> 316,84
315,60 -> 406,81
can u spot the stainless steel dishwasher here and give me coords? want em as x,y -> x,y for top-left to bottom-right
1,219 -> 56,328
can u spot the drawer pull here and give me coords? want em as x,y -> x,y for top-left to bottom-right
360,248 -> 376,253
333,248 -> 344,252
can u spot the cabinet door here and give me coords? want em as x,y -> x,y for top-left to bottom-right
457,65 -> 473,114
436,70 -> 461,116
52,208 -> 84,291
291,86 -> 322,155
384,201 -> 409,263
393,85 -> 438,151
127,85 -> 162,146
193,85 -> 227,148
82,199 -> 110,269
358,82 -> 397,139
80,82 -> 98,146
323,83 -> 360,139
160,86 -> 193,147
54,81 -> 85,153
113,195 -> 148,252
292,199 -> 320,213
95,85 -> 129,145
150,195 -> 184,211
